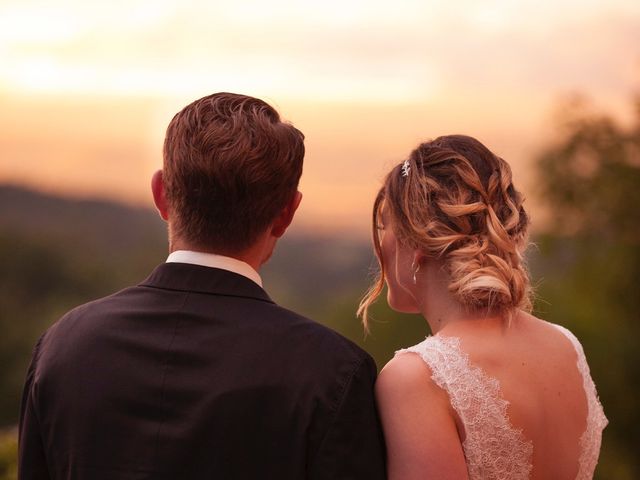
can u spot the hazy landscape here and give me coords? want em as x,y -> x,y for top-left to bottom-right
1,95 -> 639,479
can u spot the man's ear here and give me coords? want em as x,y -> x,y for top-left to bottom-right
151,170 -> 169,221
271,191 -> 303,238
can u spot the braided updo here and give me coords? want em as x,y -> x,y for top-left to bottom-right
358,135 -> 532,328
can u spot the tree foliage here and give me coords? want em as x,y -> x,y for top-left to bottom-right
538,96 -> 640,241
532,96 -> 640,479
0,430 -> 17,480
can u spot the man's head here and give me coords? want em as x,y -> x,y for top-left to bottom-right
154,92 -> 305,256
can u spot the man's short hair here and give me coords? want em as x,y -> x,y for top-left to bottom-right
163,92 -> 305,253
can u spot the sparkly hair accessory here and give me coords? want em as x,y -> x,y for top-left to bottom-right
401,159 -> 411,177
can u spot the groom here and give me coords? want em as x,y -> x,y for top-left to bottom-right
18,93 -> 386,479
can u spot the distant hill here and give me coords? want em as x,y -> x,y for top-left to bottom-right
0,184 -> 167,253
0,183 -> 375,312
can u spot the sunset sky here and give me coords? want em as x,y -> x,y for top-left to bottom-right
1,0 -> 639,234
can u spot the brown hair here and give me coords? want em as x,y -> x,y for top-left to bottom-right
162,92 -> 305,253
358,135 -> 531,327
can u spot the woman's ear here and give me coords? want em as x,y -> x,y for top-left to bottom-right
411,251 -> 428,284
413,251 -> 427,267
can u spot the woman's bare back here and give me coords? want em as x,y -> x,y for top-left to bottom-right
392,312 -> 607,479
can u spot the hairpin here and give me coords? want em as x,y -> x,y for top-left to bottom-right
401,159 -> 411,177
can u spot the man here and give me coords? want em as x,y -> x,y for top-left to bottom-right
18,93 -> 386,479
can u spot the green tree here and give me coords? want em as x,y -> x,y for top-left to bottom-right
532,96 -> 640,479
0,429 -> 17,480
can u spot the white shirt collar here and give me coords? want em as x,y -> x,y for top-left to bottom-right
166,250 -> 263,287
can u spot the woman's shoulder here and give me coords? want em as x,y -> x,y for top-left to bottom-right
385,335 -> 475,402
377,345 -> 454,404
376,348 -> 456,426
378,349 -> 436,392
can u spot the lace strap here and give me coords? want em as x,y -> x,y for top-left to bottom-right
552,324 -> 608,479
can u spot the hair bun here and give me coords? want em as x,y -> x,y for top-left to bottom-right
358,135 -> 532,327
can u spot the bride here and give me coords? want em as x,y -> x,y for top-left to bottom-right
359,135 -> 607,479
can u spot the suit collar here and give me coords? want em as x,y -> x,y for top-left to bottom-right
140,263 -> 274,304
166,250 -> 263,287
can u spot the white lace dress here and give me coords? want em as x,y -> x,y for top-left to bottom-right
396,324 -> 608,480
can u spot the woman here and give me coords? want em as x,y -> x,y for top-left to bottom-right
359,135 -> 607,479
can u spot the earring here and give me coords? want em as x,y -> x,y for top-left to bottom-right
412,261 -> 421,284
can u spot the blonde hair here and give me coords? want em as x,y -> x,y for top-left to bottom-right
358,135 -> 531,328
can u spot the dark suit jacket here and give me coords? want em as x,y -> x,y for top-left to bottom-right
19,263 -> 386,479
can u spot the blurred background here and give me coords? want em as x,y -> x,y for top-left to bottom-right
1,0 -> 639,478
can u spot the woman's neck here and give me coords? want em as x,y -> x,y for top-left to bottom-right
415,260 -> 510,335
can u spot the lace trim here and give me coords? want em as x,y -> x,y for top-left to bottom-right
553,325 -> 608,480
398,336 -> 533,480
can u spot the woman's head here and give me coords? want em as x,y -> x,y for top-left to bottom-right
359,135 -> 531,328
